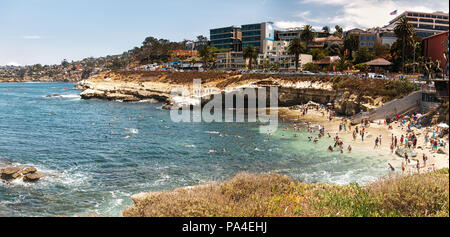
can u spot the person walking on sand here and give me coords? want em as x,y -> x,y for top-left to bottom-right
390,143 -> 395,153
379,135 -> 382,146
423,154 -> 428,167
374,137 -> 379,149
401,161 -> 406,174
416,160 -> 420,174
404,152 -> 410,164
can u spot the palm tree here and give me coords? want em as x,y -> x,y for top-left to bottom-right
301,25 -> 315,49
335,55 -> 351,71
243,46 -> 258,70
394,16 -> 415,73
288,38 -> 306,71
190,58 -> 197,67
343,34 -> 359,59
322,26 -> 330,35
334,25 -> 344,38
199,46 -> 219,69
199,45 -> 212,68
281,59 -> 288,70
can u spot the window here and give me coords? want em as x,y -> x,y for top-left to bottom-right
360,36 -> 364,41
242,31 -> 261,37
360,42 -> 366,46
420,18 -> 433,23
242,36 -> 261,42
369,42 -> 374,47
418,24 -> 434,30
435,25 -> 449,31
436,20 -> 449,24
210,33 -> 234,40
242,24 -> 261,31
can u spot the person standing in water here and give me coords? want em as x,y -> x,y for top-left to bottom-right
388,163 -> 395,172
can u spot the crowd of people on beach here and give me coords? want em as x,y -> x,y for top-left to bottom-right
291,103 -> 448,175
205,100 -> 448,176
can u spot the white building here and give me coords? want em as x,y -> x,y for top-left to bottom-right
257,41 -> 313,70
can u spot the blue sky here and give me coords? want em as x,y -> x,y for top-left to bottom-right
1,0 -> 448,66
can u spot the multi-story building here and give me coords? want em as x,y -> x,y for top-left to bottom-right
378,31 -> 397,46
210,26 -> 242,51
308,35 -> 343,49
169,49 -> 199,59
365,27 -> 397,46
346,28 -> 379,50
215,51 -> 246,69
423,31 -> 449,75
275,28 -> 302,42
241,22 -> 275,54
387,11 -> 449,38
257,41 -> 313,70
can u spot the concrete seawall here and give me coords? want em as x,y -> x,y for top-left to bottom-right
353,90 -> 422,122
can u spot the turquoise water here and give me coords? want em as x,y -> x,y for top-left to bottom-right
0,83 -> 388,217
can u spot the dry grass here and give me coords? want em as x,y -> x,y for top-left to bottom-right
123,169 -> 449,217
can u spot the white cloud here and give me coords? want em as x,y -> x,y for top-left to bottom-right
274,21 -> 307,29
293,0 -> 449,30
6,62 -> 21,66
274,21 -> 323,31
22,35 -> 42,40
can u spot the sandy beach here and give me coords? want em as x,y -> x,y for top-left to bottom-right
277,106 -> 449,175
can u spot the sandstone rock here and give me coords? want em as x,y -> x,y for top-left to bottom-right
0,166 -> 24,180
21,167 -> 37,175
23,173 -> 48,182
162,104 -> 173,110
373,97 -> 384,106
106,93 -> 140,102
12,173 -> 22,179
80,89 -> 106,99
0,166 -> 23,175
437,148 -> 446,154
45,94 -> 61,98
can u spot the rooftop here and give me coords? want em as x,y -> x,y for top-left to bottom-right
364,58 -> 392,66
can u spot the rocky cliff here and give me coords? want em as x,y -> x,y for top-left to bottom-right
75,71 -> 386,116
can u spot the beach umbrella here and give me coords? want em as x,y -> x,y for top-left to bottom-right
438,123 -> 449,128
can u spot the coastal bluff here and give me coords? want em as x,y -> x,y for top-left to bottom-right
75,71 -> 417,116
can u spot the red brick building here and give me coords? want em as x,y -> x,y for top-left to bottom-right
423,31 -> 449,75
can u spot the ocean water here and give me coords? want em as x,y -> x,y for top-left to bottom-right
0,83 -> 389,217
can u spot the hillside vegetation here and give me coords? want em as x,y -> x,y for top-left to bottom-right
123,169 -> 449,217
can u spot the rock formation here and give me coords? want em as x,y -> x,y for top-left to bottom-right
76,71 -> 388,116
0,166 -> 48,183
